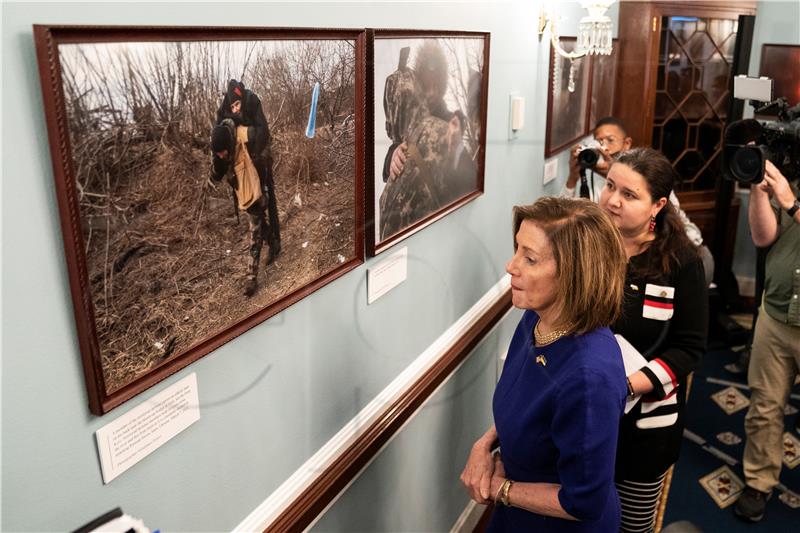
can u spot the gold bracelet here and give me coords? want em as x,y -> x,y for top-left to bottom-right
493,480 -> 506,504
500,479 -> 514,507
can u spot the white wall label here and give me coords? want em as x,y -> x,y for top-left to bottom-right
543,157 -> 559,185
367,247 -> 408,304
96,373 -> 200,484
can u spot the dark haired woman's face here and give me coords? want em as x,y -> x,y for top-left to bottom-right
599,163 -> 663,236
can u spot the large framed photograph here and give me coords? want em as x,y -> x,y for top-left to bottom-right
34,26 -> 366,414
368,30 -> 489,256
544,38 -> 591,157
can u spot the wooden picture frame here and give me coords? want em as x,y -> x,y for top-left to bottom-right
544,38 -> 591,158
34,25 -> 366,414
759,43 -> 800,112
367,30 -> 490,256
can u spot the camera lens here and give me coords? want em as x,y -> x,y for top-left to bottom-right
730,146 -> 765,184
578,148 -> 600,168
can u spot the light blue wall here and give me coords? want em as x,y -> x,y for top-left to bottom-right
542,1 -> 620,197
732,0 -> 800,287
2,2 -> 545,531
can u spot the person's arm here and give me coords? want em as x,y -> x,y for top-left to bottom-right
492,364 -> 624,521
637,257 -> 708,399
460,425 -> 498,503
211,154 -> 229,182
749,160 -> 794,247
382,142 -> 407,182
245,95 -> 270,157
563,144 -> 582,192
489,464 -> 575,520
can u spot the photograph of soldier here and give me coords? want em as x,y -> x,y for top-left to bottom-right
210,79 -> 282,297
56,38 -> 359,394
373,36 -> 487,245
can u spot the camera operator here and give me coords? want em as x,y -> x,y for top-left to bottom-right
560,117 -> 714,285
734,159 -> 800,523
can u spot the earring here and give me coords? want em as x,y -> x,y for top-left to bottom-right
649,215 -> 656,232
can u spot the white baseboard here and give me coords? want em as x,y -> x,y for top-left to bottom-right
234,275 -> 512,532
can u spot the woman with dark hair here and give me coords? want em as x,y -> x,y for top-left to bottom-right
599,147 -> 708,533
461,197 -> 629,532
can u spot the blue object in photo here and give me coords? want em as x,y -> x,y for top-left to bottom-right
305,82 -> 320,138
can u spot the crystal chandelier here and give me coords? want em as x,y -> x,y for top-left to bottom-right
539,0 -> 616,93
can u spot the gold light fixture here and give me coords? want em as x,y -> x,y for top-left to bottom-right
539,0 -> 616,93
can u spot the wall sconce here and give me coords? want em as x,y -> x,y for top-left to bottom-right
539,0 -> 616,93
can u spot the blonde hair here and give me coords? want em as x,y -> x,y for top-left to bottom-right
512,197 -> 627,335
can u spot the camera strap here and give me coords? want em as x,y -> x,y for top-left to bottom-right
579,168 -> 590,199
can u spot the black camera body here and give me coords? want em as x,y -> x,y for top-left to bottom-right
724,98 -> 800,184
577,139 -> 603,169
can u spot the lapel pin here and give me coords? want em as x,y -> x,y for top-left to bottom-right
536,354 -> 547,366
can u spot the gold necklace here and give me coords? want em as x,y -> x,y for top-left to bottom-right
534,321 -> 570,346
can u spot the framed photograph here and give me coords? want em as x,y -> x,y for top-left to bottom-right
759,44 -> 800,113
544,38 -> 591,157
367,30 -> 489,256
34,25 -> 366,414
589,39 -> 619,129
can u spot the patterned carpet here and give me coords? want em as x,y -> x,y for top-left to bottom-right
662,344 -> 800,531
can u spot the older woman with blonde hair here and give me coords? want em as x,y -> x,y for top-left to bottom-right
461,196 -> 628,532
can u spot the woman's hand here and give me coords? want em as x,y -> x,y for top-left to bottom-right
488,453 -> 508,502
460,439 -> 497,503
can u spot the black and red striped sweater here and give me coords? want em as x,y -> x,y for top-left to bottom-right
612,245 -> 709,482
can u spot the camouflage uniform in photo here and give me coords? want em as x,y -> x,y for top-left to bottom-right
379,66 -> 451,240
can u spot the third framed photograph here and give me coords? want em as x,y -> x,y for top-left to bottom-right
368,30 -> 489,256
544,38 -> 591,158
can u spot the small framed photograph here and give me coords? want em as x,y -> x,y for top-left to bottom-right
544,38 -> 592,158
34,25 -> 366,414
758,43 -> 800,114
368,30 -> 489,255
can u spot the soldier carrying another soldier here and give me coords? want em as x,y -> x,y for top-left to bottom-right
210,79 -> 281,297
379,40 -> 477,240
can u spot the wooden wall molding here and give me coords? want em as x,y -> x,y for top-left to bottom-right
234,277 -> 513,532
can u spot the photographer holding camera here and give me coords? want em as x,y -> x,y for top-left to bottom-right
563,117 -> 631,201
734,158 -> 800,523
560,117 -> 714,285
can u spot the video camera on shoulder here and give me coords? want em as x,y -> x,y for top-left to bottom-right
724,76 -> 800,184
577,139 -> 604,169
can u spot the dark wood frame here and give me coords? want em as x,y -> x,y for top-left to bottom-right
264,288 -> 512,531
366,29 -> 490,256
544,38 -> 621,158
613,0 -> 757,148
544,37 -> 592,158
33,25 -> 367,415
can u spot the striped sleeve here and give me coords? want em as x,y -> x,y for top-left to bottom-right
641,358 -> 677,399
